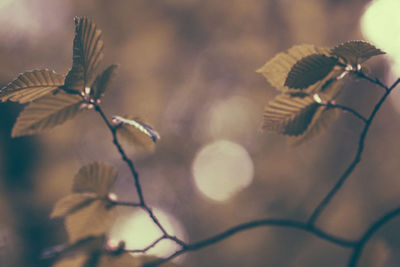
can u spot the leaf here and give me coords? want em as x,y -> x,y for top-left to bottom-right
72,162 -> 118,197
263,94 -> 319,136
284,54 -> 338,89
257,44 -> 330,92
65,200 -> 116,243
11,90 -> 83,137
113,116 -> 160,151
287,105 -> 339,145
50,193 -> 97,218
91,64 -> 118,100
0,70 -> 64,103
331,40 -> 385,66
65,17 -> 104,92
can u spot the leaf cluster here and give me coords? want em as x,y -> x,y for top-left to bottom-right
257,41 -> 384,144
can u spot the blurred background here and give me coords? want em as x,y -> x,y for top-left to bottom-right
0,0 -> 400,266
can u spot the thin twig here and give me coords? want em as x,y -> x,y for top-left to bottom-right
144,218 -> 357,266
110,200 -> 141,207
348,207 -> 400,267
355,71 -> 388,91
308,77 -> 400,225
321,103 -> 368,123
94,105 -> 186,247
125,236 -> 166,253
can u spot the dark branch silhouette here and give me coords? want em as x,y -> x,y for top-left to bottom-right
348,207 -> 400,267
308,76 -> 400,225
321,102 -> 368,123
94,105 -> 187,248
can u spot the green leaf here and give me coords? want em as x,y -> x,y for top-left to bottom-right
263,94 -> 319,136
65,17 -> 104,92
65,200 -> 116,243
72,162 -> 118,197
11,90 -> 83,137
284,54 -> 338,89
50,193 -> 97,218
0,70 -> 64,103
91,65 -> 118,100
287,105 -> 339,145
331,40 -> 385,66
257,44 -> 330,92
113,116 -> 160,151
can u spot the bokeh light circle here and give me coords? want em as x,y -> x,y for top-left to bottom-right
192,140 -> 254,201
109,208 -> 186,260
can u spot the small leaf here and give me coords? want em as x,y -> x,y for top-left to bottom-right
263,94 -> 319,136
257,44 -> 330,92
65,17 -> 104,92
50,193 -> 97,218
284,54 -> 338,89
331,40 -> 385,66
113,116 -> 160,151
91,64 -> 118,100
0,70 -> 64,103
11,90 -> 83,137
287,105 -> 339,145
65,200 -> 116,243
72,162 -> 118,197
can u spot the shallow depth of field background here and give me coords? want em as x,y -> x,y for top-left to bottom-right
0,0 -> 400,266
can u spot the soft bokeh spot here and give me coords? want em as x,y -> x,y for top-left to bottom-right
361,0 -> 400,74
361,0 -> 400,115
192,140 -> 254,201
109,208 -> 186,261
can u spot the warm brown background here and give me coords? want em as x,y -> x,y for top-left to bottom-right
0,0 -> 399,266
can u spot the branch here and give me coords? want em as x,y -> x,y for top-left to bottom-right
355,71 -> 388,91
144,219 -> 357,267
94,105 -> 186,247
308,77 -> 400,225
321,102 -> 367,123
125,236 -> 166,254
347,207 -> 400,267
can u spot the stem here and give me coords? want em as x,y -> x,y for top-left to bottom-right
321,103 -> 367,123
125,236 -> 166,253
94,105 -> 186,247
348,207 -> 400,267
144,219 -> 357,267
308,77 -> 400,225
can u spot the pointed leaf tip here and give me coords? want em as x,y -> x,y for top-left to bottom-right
65,17 -> 104,92
257,44 -> 331,92
0,70 -> 64,103
284,54 -> 338,89
73,162 -> 118,197
263,94 -> 319,136
11,90 -> 83,137
113,116 -> 160,151
91,64 -> 118,100
331,40 -> 385,65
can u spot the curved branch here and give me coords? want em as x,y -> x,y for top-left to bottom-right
348,207 -> 400,267
94,105 -> 186,247
308,77 -> 400,225
321,103 -> 367,123
144,219 -> 357,267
